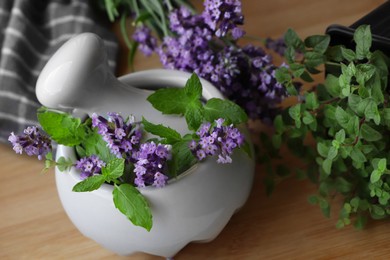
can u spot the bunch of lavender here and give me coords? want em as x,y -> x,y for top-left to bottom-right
91,112 -> 142,159
92,112 -> 171,188
190,118 -> 244,164
8,126 -> 51,160
76,155 -> 106,179
133,142 -> 171,188
137,2 -> 287,122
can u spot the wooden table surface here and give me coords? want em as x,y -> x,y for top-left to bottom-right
1,0 -> 389,259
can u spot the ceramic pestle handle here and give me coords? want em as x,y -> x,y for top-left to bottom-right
35,33 -> 223,135
36,33 -> 144,110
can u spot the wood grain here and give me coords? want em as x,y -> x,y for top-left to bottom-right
1,0 -> 389,259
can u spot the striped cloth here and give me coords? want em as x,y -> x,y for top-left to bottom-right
0,0 -> 118,142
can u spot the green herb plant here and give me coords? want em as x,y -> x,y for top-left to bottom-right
265,25 -> 390,228
36,74 -> 248,231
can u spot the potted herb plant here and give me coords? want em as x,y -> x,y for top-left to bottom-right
8,34 -> 254,257
264,24 -> 390,229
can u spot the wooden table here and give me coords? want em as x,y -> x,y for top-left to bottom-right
1,0 -> 389,259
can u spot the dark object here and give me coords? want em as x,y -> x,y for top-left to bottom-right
326,1 -> 390,56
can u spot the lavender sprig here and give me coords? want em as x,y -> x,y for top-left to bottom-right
8,126 -> 52,160
189,118 -> 244,164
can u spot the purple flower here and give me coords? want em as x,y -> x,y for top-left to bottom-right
8,126 -> 52,160
265,37 -> 287,56
133,142 -> 171,188
189,118 -> 244,164
75,155 -> 106,179
203,0 -> 245,39
132,25 -> 158,56
91,113 -> 142,161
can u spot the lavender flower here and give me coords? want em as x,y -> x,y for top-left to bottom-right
133,142 -> 171,188
132,25 -> 158,56
265,37 -> 287,56
75,155 -> 106,179
8,126 -> 52,160
203,0 -> 245,39
156,6 -> 288,123
91,113 -> 142,160
189,118 -> 244,164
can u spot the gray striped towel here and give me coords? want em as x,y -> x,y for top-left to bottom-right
0,0 -> 118,143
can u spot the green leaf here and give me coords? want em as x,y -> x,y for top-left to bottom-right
325,74 -> 341,97
82,130 -> 116,163
113,184 -> 153,231
340,47 -> 356,62
364,100 -> 380,125
56,156 -> 74,172
302,111 -> 314,125
360,123 -> 382,141
382,108 -> 390,127
335,107 -> 350,128
168,140 -> 196,177
204,98 -> 248,125
185,101 -> 204,131
304,35 -> 330,54
273,115 -> 284,134
327,146 -> 338,160
322,158 -> 333,175
335,129 -> 346,143
317,142 -> 329,158
305,92 -> 319,110
304,51 -> 325,68
141,117 -> 182,143
183,73 -> 203,101
147,88 -> 189,115
37,107 -> 86,146
72,175 -> 106,192
377,158 -> 387,172
370,169 -> 382,183
102,158 -> 125,181
354,214 -> 368,229
355,64 -> 376,87
350,146 -> 367,163
308,195 -> 319,205
284,28 -> 304,51
275,67 -> 292,84
289,104 -> 302,128
354,25 -> 372,60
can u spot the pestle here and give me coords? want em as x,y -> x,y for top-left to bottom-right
35,33 -> 223,135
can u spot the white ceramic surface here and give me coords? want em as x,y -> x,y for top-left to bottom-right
35,33 -> 222,135
37,33 -> 255,257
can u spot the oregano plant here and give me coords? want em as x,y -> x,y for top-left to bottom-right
265,24 -> 390,229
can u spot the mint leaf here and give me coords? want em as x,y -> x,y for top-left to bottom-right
147,88 -> 189,115
184,101 -> 204,131
141,117 -> 182,143
113,184 -> 153,231
82,129 -> 116,163
204,98 -> 248,125
72,175 -> 106,192
168,140 -> 196,177
37,107 -> 86,146
102,158 -> 125,181
56,156 -> 74,172
183,73 -> 202,100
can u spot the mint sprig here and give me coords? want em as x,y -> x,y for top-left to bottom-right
147,73 -> 247,130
